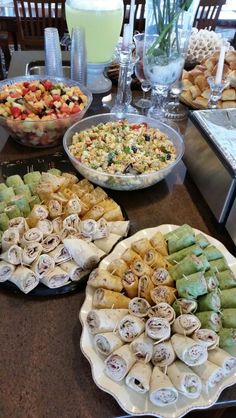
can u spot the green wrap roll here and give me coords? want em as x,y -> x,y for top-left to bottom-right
203,245 -> 224,261
169,254 -> 204,281
4,205 -> 21,219
47,168 -> 62,176
0,202 -> 7,213
9,195 -> 31,217
167,245 -> 203,264
209,258 -> 229,273
172,298 -> 198,315
0,213 -> 9,231
167,231 -> 195,255
14,184 -> 31,199
29,195 -> 41,209
216,270 -> 236,290
6,174 -> 24,188
197,254 -> 210,271
0,183 -> 7,192
219,328 -> 236,356
28,182 -> 39,196
165,224 -> 193,240
195,233 -> 210,249
23,171 -> 41,184
176,272 -> 208,300
197,291 -> 221,312
0,187 -> 15,203
222,309 -> 236,328
195,311 -> 222,332
220,288 -> 236,308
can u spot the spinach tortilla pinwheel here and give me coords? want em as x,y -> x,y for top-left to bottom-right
169,254 -> 205,281
219,328 -> 236,356
197,291 -> 221,312
220,288 -> 236,308
221,309 -> 236,328
217,269 -> 236,290
176,272 -> 208,299
195,311 -> 222,332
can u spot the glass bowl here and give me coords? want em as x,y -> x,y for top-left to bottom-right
63,113 -> 184,191
0,75 -> 92,148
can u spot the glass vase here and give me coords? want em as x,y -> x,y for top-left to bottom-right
144,0 -> 200,121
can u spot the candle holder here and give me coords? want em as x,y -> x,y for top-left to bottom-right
207,76 -> 229,109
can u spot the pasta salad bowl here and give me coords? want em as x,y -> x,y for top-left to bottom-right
63,113 -> 184,191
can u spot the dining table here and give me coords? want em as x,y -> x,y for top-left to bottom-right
0,49 -> 236,418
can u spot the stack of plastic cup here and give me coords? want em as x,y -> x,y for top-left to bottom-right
70,27 -> 87,86
44,27 -> 63,77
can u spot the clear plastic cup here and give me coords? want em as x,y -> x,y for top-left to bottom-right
44,27 -> 63,77
70,26 -> 87,85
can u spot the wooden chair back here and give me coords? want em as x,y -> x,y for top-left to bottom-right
13,0 -> 66,49
193,0 -> 226,31
122,0 -> 146,35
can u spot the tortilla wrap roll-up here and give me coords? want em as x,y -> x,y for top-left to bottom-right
151,267 -> 174,287
209,258 -> 229,273
219,328 -> 236,356
125,362 -> 152,394
203,245 -> 224,261
131,238 -> 153,257
192,329 -> 219,350
0,260 -> 15,282
195,233 -> 210,249
169,254 -> 205,281
143,249 -> 170,270
151,339 -> 176,367
167,244 -> 203,265
63,238 -> 100,270
94,332 -> 124,356
107,220 -> 130,237
1,229 -> 20,252
150,231 -> 168,256
167,360 -> 202,399
197,291 -> 221,312
145,317 -> 171,341
150,285 -> 177,305
98,198 -> 124,222
22,242 -> 43,265
48,199 -> 63,218
220,288 -> 236,308
167,229 -> 195,255
6,174 -> 24,188
93,233 -> 121,254
122,270 -> 139,298
130,259 -> 153,277
64,196 -> 83,217
89,218 -> 109,240
104,344 -> 136,381
207,347 -> 236,375
148,303 -> 176,324
107,258 -> 128,277
221,309 -> 236,328
130,332 -> 153,363
216,269 -> 236,290
93,288 -> 131,309
21,228 -> 43,246
47,244 -> 71,264
86,308 -> 128,334
205,272 -> 219,292
149,366 -> 179,407
0,245 -> 22,265
197,254 -> 211,271
81,204 -> 105,221
165,224 -> 193,240
171,334 -> 208,366
36,219 -> 53,237
41,234 -> 61,253
88,268 -> 123,292
40,266 -> 70,288
138,274 -> 155,304
195,311 -> 222,332
8,217 -> 28,235
27,204 -> 49,227
191,360 -> 224,388
176,272 -> 208,299
172,298 -> 198,315
9,266 -> 39,294
172,314 -> 201,336
128,297 -> 151,318
78,219 -> 98,239
31,254 -> 55,276
63,214 -> 80,231
118,314 -> 145,342
121,248 -> 141,265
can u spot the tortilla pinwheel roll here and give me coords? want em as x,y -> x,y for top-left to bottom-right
220,288 -> 236,309
166,225 -> 195,254
195,311 -> 222,332
221,309 -> 236,328
9,266 -> 39,294
27,204 -> 49,227
128,297 -> 151,318
169,254 -> 205,281
125,362 -> 152,394
192,329 -> 219,350
130,259 -> 153,277
122,270 -> 139,298
63,214 -> 80,231
216,269 -> 236,290
42,234 -> 61,253
121,248 -> 142,265
130,238 -> 153,257
138,274 -> 155,304
118,314 -> 145,342
150,285 -> 177,305
207,347 -> 236,375
130,332 -> 153,363
21,228 -> 43,246
79,219 -> 98,239
172,298 -> 198,315
151,340 -> 176,367
203,245 -> 224,261
176,272 -> 208,299
107,259 -> 128,277
86,308 -> 128,334
167,360 -> 202,399
88,268 -> 123,292
150,231 -> 168,256
209,258 -> 229,273
60,260 -> 89,282
0,244 -> 22,265
64,196 -> 83,216
171,334 -> 208,366
31,254 -> 55,276
107,220 -> 130,237
36,219 -> 53,236
205,272 -> 219,292
8,217 -> 28,235
22,242 -> 43,265
47,244 -> 71,264
143,249 -> 170,270
149,366 -> 178,407
167,244 -> 202,265
48,199 -> 63,218
94,233 -> 121,254
148,303 -> 176,324
145,317 -> 170,342
172,314 -> 201,336
63,238 -> 100,270
0,260 -> 15,282
92,218 -> 108,239
197,291 -> 221,312
219,328 -> 236,356
151,268 -> 174,287
81,204 -> 105,221
93,288 -> 131,309
104,344 -> 136,381
1,229 -> 20,252
94,332 -> 124,356
40,266 -> 69,288
191,360 -> 224,388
